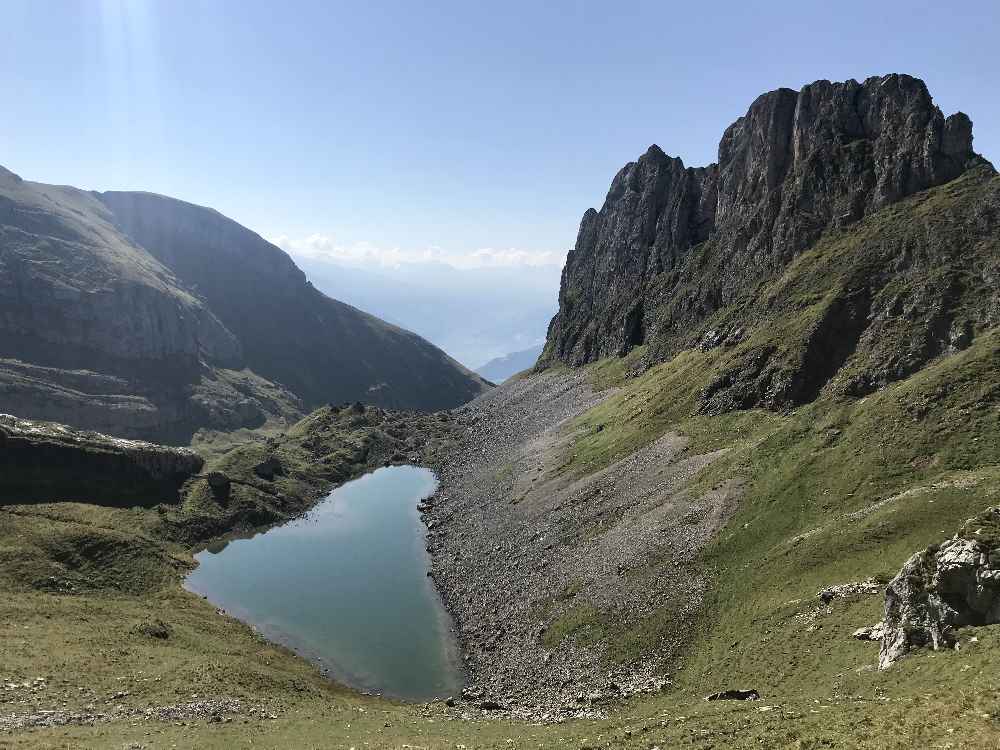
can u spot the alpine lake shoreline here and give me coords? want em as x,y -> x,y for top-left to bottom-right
182,464 -> 466,705
4,350 -> 1000,747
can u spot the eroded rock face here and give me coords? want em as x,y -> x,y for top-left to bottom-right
97,191 -> 490,413
0,413 -> 203,506
878,507 -> 1000,669
0,170 -> 280,442
0,167 -> 240,375
544,74 -> 983,385
0,166 -> 488,442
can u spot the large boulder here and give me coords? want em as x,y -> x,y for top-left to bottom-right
878,507 -> 1000,668
253,456 -> 285,481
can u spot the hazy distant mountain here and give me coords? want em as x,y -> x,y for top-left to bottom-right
0,168 -> 488,442
475,345 -> 543,383
293,257 -> 559,369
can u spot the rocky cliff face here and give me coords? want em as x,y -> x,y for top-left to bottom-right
98,191 -> 488,414
0,167 -> 239,378
0,167 -> 277,442
0,413 -> 203,506
543,75 -> 992,410
0,168 -> 487,442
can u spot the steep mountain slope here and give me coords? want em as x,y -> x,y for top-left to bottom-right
0,166 -> 286,442
422,74 -> 1000,717
0,169 -> 487,442
543,74 -> 994,412
475,344 -> 543,383
99,192 -> 487,412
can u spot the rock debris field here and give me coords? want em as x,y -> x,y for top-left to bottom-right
423,370 -> 743,720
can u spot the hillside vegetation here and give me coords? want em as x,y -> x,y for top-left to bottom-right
536,167 -> 1000,744
3,326 -> 999,747
3,75 -> 1000,748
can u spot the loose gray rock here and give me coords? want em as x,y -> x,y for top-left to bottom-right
819,578 -> 881,604
878,507 -> 1000,668
852,623 -> 886,642
133,619 -> 173,640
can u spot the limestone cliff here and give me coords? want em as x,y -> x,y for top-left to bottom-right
543,75 -> 996,410
0,168 -> 488,442
0,413 -> 202,506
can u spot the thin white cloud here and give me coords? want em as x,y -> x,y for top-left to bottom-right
271,233 -> 566,270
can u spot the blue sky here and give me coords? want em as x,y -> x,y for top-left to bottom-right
1,1 -> 998,362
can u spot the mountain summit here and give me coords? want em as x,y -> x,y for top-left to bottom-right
0,173 -> 488,442
542,74 -> 994,411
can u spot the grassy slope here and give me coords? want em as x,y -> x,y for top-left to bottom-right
4,174 -> 1000,747
541,170 -> 1000,745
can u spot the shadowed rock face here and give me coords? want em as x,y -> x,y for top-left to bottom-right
0,413 -> 203,506
0,167 -> 271,442
0,167 -> 239,380
544,75 -> 982,386
0,167 -> 487,441
98,191 -> 489,413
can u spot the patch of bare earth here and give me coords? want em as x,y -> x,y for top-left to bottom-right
424,370 -> 743,720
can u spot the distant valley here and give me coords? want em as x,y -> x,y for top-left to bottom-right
293,257 -> 558,369
474,344 -> 543,383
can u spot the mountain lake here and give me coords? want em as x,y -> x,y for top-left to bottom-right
184,465 -> 464,701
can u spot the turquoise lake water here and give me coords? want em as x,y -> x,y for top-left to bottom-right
184,465 -> 464,701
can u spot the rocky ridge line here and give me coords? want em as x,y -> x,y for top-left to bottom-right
543,75 -> 989,403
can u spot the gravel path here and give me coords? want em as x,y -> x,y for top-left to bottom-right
424,370 -> 743,720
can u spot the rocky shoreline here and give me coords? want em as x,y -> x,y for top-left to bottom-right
0,381 -> 738,722
420,369 -> 742,720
